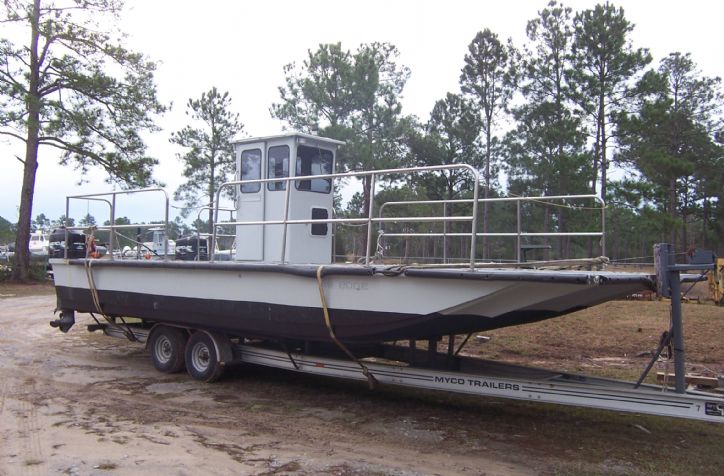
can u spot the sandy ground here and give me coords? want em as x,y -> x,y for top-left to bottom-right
0,294 -> 538,476
1,291 -> 722,475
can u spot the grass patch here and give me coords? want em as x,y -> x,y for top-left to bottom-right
468,300 -> 723,372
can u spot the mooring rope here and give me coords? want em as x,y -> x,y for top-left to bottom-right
316,265 -> 377,389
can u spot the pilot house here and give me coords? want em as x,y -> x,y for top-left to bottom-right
233,133 -> 344,264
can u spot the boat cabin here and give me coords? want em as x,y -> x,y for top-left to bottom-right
233,133 -> 344,264
29,230 -> 50,255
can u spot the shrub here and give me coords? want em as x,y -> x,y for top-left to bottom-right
0,261 -> 50,282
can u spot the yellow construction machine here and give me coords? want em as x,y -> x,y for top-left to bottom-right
709,257 -> 724,305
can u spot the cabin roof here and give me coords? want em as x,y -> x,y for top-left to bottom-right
232,132 -> 345,147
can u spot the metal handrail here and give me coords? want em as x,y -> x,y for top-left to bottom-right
378,194 -> 606,262
63,188 -> 170,260
192,206 -> 236,260
195,206 -> 235,225
58,174 -> 603,266
212,164 -> 481,267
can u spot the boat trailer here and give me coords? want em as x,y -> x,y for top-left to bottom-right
82,244 -> 723,424
90,321 -> 722,423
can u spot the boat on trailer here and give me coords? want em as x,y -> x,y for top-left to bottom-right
48,132 -> 724,423
50,132 -> 652,343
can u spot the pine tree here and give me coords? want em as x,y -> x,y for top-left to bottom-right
0,0 -> 165,280
170,88 -> 242,232
505,1 -> 590,257
571,3 -> 651,201
460,29 -> 518,258
272,42 -> 411,253
409,93 -> 482,261
617,53 -> 723,249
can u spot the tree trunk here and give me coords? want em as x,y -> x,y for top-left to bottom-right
701,198 -> 709,249
443,185 -> 454,263
361,174 -> 372,257
681,210 -> 688,252
599,95 -> 607,202
404,233 -> 410,264
591,121 -> 600,195
12,0 -> 41,282
13,133 -> 40,282
543,206 -> 550,260
483,121 -> 492,260
209,149 -> 216,235
558,208 -> 568,259
668,177 -> 677,247
442,202 -> 448,264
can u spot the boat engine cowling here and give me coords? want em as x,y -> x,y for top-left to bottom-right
49,228 -> 87,259
175,236 -> 209,261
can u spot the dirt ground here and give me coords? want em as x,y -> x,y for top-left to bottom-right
0,285 -> 722,475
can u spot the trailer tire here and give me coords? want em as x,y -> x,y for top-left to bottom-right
185,332 -> 225,382
149,326 -> 187,373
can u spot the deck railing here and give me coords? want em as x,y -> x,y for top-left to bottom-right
214,165 -> 607,267
58,167 -> 605,268
213,164 -> 481,267
190,206 -> 236,260
378,194 -> 606,262
62,188 -> 170,260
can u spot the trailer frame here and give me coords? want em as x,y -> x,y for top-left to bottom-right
92,322 -> 724,424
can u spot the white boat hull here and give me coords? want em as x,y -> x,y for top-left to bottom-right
50,259 -> 653,343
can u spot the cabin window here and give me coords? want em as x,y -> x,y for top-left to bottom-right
311,208 -> 328,236
267,145 -> 289,191
240,149 -> 261,193
295,145 -> 333,193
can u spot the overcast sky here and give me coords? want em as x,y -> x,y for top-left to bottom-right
1,0 -> 723,224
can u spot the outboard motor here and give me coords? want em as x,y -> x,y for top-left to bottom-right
48,228 -> 82,332
175,235 -> 209,261
50,309 -> 75,333
49,228 -> 87,258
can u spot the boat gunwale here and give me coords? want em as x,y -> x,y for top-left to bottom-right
50,258 -> 656,287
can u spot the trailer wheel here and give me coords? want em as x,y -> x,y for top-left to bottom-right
185,332 -> 225,382
149,326 -> 187,373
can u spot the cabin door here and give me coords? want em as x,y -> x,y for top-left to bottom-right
235,147 -> 264,260
261,144 -> 292,262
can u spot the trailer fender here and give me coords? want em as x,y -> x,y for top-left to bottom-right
196,330 -> 233,366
